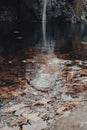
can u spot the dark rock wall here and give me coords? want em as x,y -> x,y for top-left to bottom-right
0,0 -> 87,22
19,0 -> 37,22
30,0 -> 84,22
0,0 -> 20,22
33,0 -> 71,21
32,0 -> 87,22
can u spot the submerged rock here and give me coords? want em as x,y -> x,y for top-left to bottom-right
30,55 -> 65,89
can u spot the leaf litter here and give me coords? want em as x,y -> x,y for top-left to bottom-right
0,48 -> 87,130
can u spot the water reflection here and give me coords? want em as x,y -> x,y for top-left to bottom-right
0,22 -> 87,59
31,22 -> 87,58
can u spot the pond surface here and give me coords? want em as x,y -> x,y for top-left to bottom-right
0,22 -> 87,103
0,22 -> 87,58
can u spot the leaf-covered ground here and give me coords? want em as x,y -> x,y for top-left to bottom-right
0,46 -> 87,130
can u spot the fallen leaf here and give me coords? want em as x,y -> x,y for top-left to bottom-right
4,103 -> 27,112
33,98 -> 50,106
8,91 -> 19,96
57,102 -> 79,114
65,102 -> 78,109
56,106 -> 67,114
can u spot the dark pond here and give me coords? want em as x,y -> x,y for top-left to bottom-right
0,22 -> 87,59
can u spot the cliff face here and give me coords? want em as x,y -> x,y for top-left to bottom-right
32,0 -> 87,22
0,0 -> 87,23
20,0 -> 87,22
33,0 -> 71,21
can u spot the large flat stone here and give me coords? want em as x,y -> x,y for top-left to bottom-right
50,104 -> 87,130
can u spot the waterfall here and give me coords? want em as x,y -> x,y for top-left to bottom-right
42,0 -> 47,46
42,0 -> 55,53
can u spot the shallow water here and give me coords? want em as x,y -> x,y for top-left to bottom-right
42,0 -> 47,46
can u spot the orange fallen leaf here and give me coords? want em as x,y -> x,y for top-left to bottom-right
57,102 -> 78,114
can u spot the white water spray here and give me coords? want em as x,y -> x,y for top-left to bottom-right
42,0 -> 47,46
42,0 -> 55,53
29,1 -> 59,90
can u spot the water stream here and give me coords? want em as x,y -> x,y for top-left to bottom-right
42,0 -> 55,53
42,0 -> 47,49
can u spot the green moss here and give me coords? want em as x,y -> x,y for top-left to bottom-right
76,6 -> 83,16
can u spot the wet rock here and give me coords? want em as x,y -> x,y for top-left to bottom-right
50,104 -> 87,130
0,100 -> 4,107
22,112 -> 40,122
10,117 -> 27,127
0,56 -> 4,63
4,103 -> 28,113
22,112 -> 47,130
23,122 -> 47,130
0,126 -> 19,130
23,125 -> 34,130
30,55 -> 64,89
14,109 -> 25,116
